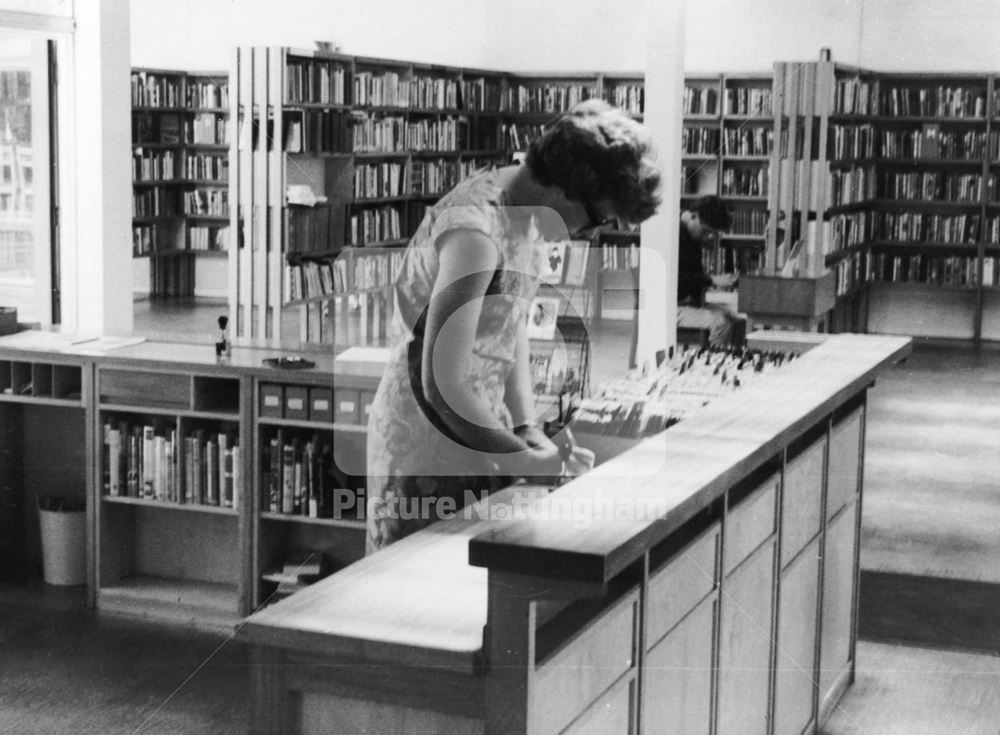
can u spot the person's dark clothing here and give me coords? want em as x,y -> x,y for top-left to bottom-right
678,224 -> 711,306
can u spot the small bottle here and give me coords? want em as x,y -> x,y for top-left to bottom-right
215,315 -> 231,358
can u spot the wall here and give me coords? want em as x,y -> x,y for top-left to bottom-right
132,1 -> 1000,80
858,0 -> 1000,71
129,0 -> 492,70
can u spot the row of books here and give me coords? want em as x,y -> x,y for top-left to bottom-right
722,127 -> 773,157
189,225 -> 229,252
354,162 -> 406,199
286,58 -> 348,105
682,127 -> 720,157
183,153 -> 228,182
351,115 -> 466,153
349,205 -> 403,245
282,109 -> 353,154
133,112 -> 227,146
133,189 -> 175,219
131,72 -> 181,108
880,171 -> 990,204
183,189 -> 229,217
721,166 -> 768,197
286,204 -> 332,254
498,122 -> 545,152
353,71 -> 460,110
187,113 -> 228,145
262,432 -> 352,519
569,345 -> 792,439
284,249 -> 405,303
132,150 -> 176,182
133,112 -> 182,145
834,251 -> 866,296
830,123 -> 995,160
701,241 -> 764,276
831,167 -> 993,206
834,79 -> 988,118
603,85 -> 644,116
881,85 -> 986,119
829,211 -> 982,248
725,87 -> 772,117
102,420 -> 240,508
837,250 -> 1000,292
727,209 -> 768,236
133,225 -> 160,256
282,60 -> 643,117
683,86 -> 718,116
150,252 -> 195,296
187,80 -> 228,109
505,83 -> 598,114
869,253 -> 995,288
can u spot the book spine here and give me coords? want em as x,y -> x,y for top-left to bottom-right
142,425 -> 155,499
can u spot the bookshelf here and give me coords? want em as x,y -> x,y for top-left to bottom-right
682,73 -> 774,282
824,67 -> 999,340
95,364 -> 246,627
131,68 -> 230,298
232,50 -> 655,346
253,369 -> 373,608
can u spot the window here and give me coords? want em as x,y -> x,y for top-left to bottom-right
0,34 -> 53,326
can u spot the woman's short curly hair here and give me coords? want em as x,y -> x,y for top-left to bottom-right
526,99 -> 662,224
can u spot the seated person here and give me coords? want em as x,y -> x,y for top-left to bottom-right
677,196 -> 743,346
678,195 -> 732,307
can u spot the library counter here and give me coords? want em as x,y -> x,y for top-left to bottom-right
238,332 -> 911,735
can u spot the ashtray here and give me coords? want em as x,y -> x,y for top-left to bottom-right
263,356 -> 316,370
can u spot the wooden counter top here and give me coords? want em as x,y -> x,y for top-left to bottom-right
239,484 -> 551,675
469,333 -> 911,582
239,333 -> 910,674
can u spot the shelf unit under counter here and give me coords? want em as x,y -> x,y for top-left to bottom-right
94,361 -> 248,629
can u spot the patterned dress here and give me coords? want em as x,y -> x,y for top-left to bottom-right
365,168 -> 545,553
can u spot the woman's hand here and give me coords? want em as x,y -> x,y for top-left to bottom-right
515,424 -> 595,480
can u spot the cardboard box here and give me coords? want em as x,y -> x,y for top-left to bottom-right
309,387 -> 334,422
259,384 -> 284,418
334,388 -> 361,424
284,385 -> 309,420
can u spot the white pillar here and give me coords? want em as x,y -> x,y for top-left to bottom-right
72,0 -> 132,336
636,0 -> 685,368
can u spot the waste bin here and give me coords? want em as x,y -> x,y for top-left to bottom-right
37,496 -> 86,586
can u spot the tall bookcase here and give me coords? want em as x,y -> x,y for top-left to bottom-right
131,68 -> 230,298
825,67 -> 1000,341
231,48 -> 649,347
682,72 -> 774,280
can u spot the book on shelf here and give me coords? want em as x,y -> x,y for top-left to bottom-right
159,114 -> 181,144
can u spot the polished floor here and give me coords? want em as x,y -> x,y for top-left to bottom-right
3,308 -> 1000,733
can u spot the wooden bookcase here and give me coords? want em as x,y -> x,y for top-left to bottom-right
682,72 -> 774,281
825,67 -> 999,340
131,68 -> 230,298
231,49 -> 649,347
0,334 -> 384,629
95,364 -> 247,627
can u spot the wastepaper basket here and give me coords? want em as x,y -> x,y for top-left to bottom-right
37,496 -> 86,586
